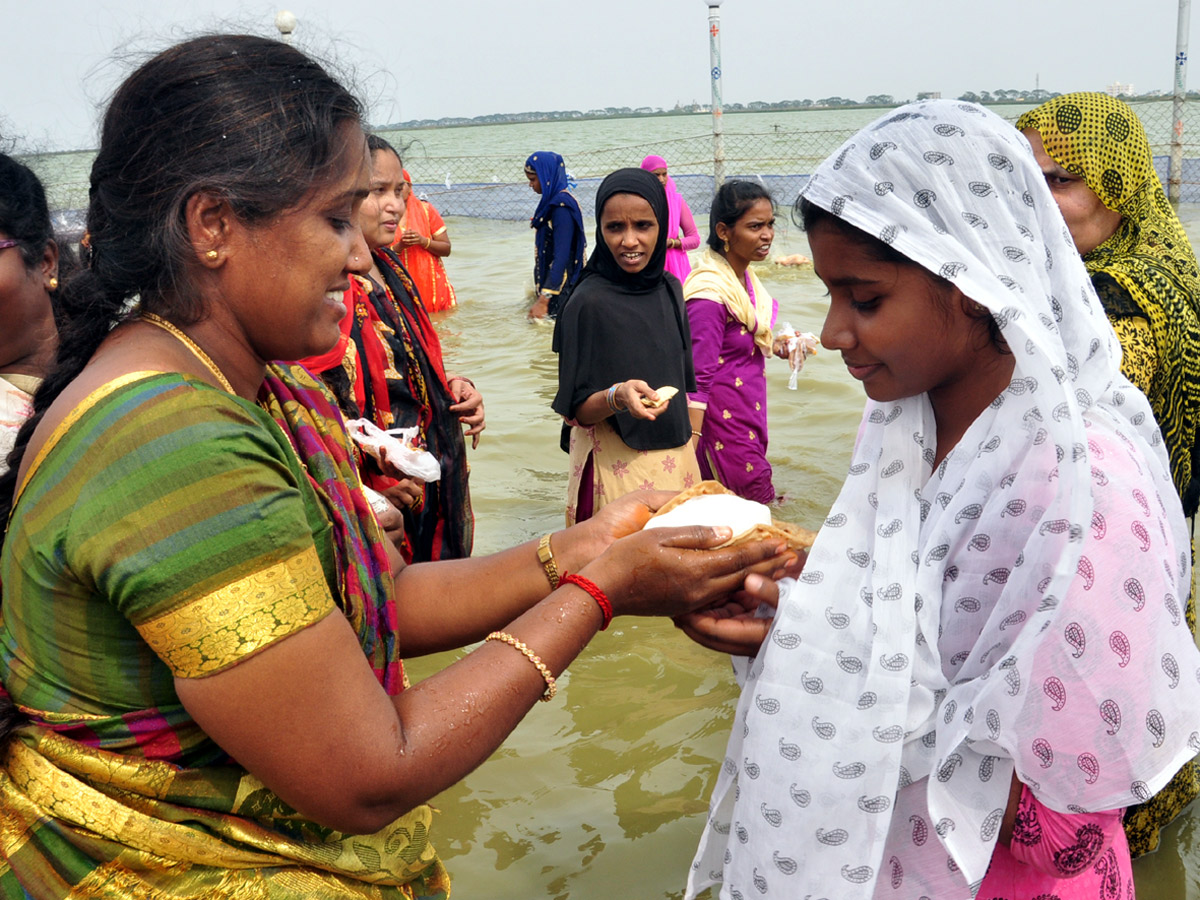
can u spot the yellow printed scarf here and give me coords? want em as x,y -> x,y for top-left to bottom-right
1017,93 -> 1200,515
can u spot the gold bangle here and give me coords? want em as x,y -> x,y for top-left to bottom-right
537,532 -> 560,589
486,631 -> 557,701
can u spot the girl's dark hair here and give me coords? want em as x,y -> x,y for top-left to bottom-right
796,196 -> 1007,352
0,34 -> 363,555
0,154 -> 55,272
707,180 -> 774,252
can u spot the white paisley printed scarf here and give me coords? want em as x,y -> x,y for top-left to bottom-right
688,101 -> 1200,900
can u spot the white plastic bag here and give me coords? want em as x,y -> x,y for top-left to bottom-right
346,418 -> 442,482
775,321 -> 820,389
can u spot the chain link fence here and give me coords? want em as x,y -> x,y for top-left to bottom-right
389,100 -> 1200,223
33,100 -> 1200,237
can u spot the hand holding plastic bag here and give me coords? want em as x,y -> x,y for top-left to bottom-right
774,322 -> 820,390
346,419 -> 442,482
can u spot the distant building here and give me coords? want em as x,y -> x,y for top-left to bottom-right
916,91 -> 941,100
1106,81 -> 1134,97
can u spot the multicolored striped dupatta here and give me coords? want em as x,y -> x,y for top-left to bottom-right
259,362 -> 403,694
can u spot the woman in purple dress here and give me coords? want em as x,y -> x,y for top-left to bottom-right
683,181 -> 788,503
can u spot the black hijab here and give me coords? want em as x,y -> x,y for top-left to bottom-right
551,168 -> 695,451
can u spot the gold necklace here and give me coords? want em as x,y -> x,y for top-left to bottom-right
141,312 -> 236,394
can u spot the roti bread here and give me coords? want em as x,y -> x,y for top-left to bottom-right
641,385 -> 679,409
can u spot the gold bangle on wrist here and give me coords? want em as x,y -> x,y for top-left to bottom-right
486,631 -> 557,701
537,532 -> 560,589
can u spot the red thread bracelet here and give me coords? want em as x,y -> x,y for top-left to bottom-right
561,572 -> 613,630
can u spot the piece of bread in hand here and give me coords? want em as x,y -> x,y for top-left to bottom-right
640,385 -> 679,409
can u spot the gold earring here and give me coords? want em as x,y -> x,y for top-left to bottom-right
205,249 -> 219,261
49,276 -> 59,290
722,239 -> 730,253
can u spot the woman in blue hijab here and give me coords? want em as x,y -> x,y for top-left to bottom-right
525,151 -> 586,319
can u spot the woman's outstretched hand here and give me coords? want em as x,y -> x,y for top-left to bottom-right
673,552 -> 805,655
584,525 -> 795,621
558,490 -> 677,572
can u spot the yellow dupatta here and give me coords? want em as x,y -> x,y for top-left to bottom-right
682,247 -> 774,354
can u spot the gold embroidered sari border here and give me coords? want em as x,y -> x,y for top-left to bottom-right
137,545 -> 335,678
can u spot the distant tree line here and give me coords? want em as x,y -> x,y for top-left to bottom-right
384,88 -> 1194,130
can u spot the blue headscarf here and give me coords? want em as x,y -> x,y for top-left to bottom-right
525,151 -> 578,229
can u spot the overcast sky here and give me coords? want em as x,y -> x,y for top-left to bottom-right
3,0 -> 1196,152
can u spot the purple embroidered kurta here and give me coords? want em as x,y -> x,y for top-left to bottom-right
686,276 -> 778,504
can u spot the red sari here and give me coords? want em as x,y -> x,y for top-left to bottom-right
300,250 -> 473,562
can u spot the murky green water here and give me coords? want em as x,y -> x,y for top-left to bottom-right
410,212 -> 1200,899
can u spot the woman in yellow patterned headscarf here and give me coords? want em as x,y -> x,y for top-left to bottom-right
1018,92 -> 1200,857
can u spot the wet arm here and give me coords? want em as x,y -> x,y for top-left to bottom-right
177,525 -> 788,835
424,204 -> 451,257
392,523 -> 612,654
422,228 -> 450,258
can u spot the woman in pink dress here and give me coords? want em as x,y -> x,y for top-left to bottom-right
640,155 -> 699,283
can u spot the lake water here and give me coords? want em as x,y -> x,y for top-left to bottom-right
22,104 -> 1200,899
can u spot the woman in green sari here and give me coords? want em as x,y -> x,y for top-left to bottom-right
0,35 -> 791,899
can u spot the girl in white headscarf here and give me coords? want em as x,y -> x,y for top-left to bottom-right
683,100 -> 1200,899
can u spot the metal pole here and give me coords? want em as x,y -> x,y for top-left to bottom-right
1170,0 -> 1191,203
707,1 -> 726,190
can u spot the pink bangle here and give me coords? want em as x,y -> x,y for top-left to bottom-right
561,572 -> 613,630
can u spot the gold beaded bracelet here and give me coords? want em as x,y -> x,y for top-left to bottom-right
537,532 -> 560,589
486,631 -> 557,701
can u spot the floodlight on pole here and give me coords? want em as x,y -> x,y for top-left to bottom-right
275,10 -> 297,45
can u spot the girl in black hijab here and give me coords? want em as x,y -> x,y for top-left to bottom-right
553,168 -> 700,525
